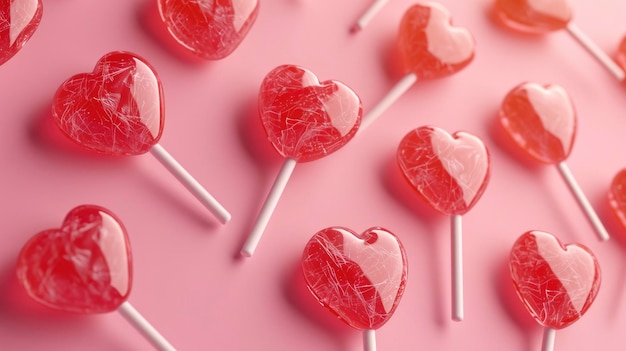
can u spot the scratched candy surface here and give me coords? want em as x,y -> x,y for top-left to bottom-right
509,231 -> 600,329
301,227 -> 407,330
157,0 -> 259,60
52,51 -> 164,156
16,205 -> 133,314
397,2 -> 475,79
258,64 -> 362,162
397,126 -> 490,215
494,0 -> 572,33
0,0 -> 42,66
499,82 -> 576,164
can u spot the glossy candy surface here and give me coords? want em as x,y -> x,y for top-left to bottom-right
616,36 -> 626,77
509,231 -> 600,329
608,169 -> 626,235
52,51 -> 164,156
16,205 -> 132,314
494,0 -> 572,34
397,2 -> 475,79
397,126 -> 490,215
499,82 -> 576,164
0,0 -> 42,66
258,64 -> 362,162
302,227 -> 407,330
158,0 -> 259,60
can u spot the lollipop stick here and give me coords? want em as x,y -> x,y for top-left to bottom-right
359,73 -> 418,132
541,327 -> 556,351
565,23 -> 625,81
352,0 -> 390,32
451,214 -> 464,321
363,329 -> 377,351
556,162 -> 610,241
150,143 -> 231,224
118,302 -> 177,351
241,158 -> 298,257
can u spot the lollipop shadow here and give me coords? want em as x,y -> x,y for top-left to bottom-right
136,0 -> 209,65
282,261 -> 355,350
381,156 -> 448,327
492,255 -> 539,351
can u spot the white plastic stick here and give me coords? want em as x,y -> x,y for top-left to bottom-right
541,327 -> 556,351
451,214 -> 464,322
241,158 -> 298,257
352,0 -> 390,32
118,302 -> 177,351
556,162 -> 610,241
150,143 -> 231,224
566,23 -> 625,82
363,329 -> 377,351
359,73 -> 418,132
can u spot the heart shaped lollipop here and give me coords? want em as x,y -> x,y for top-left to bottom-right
51,51 -> 230,223
16,205 -> 176,350
397,2 -> 475,79
493,0 -> 572,34
16,205 -> 132,313
259,64 -> 362,163
616,35 -> 626,76
397,126 -> 490,215
510,230 -> 600,330
608,169 -> 626,238
500,82 -> 576,164
52,51 -> 164,156
302,227 -> 407,331
0,0 -> 42,66
157,0 -> 259,60
241,65 -> 363,257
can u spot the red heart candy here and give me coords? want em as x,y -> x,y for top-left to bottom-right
494,0 -> 572,34
258,65 -> 362,162
608,169 -> 626,235
509,230 -> 600,329
397,2 -> 475,79
16,205 -> 132,314
0,0 -> 42,66
157,0 -> 259,60
499,82 -> 576,164
397,126 -> 490,215
301,227 -> 407,330
52,51 -> 165,156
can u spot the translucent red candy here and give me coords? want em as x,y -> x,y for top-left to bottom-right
158,0 -> 259,60
397,2 -> 475,79
509,231 -> 600,329
397,126 -> 490,215
499,82 -> 576,164
493,0 -> 572,34
608,169 -> 626,235
0,0 -> 42,66
301,227 -> 407,330
16,205 -> 132,314
52,51 -> 164,156
258,64 -> 362,162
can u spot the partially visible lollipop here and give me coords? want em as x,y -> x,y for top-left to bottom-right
361,2 -> 475,130
351,0 -> 391,32
615,35 -> 626,79
302,227 -> 408,351
607,169 -> 626,243
52,51 -> 231,224
16,205 -> 176,351
493,0 -> 625,82
156,0 -> 259,60
510,230 -> 600,351
397,125 -> 490,321
498,82 -> 609,241
0,0 -> 42,66
240,64 -> 362,257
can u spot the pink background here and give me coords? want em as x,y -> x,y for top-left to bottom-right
1,0 -> 626,350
